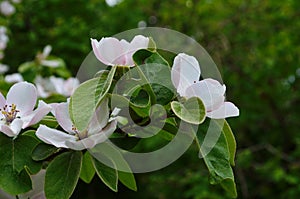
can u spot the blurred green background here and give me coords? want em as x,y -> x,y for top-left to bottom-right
2,0 -> 300,198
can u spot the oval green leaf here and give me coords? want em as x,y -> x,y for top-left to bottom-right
171,97 -> 206,124
45,151 -> 82,199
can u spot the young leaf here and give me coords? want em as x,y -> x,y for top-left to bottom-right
79,152 -> 95,184
171,97 -> 206,125
92,157 -> 118,192
45,151 -> 82,199
69,65 -> 116,131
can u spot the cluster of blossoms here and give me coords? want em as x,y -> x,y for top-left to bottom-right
0,34 -> 239,199
0,34 -> 239,152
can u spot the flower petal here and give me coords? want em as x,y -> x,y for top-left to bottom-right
206,102 -> 240,119
88,97 -> 109,136
49,76 -> 64,94
171,53 -> 201,96
36,125 -> 76,148
63,77 -> 79,96
91,37 -> 126,66
0,119 -> 23,137
54,102 -> 74,133
4,73 -> 24,83
7,82 -> 37,115
185,78 -> 225,111
21,100 -> 51,128
0,92 -> 5,108
126,35 -> 149,66
66,120 -> 117,150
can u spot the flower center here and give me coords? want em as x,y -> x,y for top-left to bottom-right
72,125 -> 88,140
0,104 -> 19,124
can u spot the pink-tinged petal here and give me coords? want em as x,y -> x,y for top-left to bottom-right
66,120 -> 117,150
185,78 -> 225,111
0,119 -> 23,137
54,102 -> 74,133
36,125 -> 76,148
0,92 -> 5,108
7,82 -> 37,115
171,53 -> 201,96
88,97 -> 109,136
126,35 -> 149,66
21,100 -> 51,128
91,38 -> 126,66
206,102 -> 240,119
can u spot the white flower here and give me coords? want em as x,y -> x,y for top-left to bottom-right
5,73 -> 23,83
0,82 -> 51,137
36,98 -> 118,150
35,76 -> 79,98
91,35 -> 149,66
0,63 -> 8,74
0,1 -> 15,16
50,76 -> 79,97
171,53 -> 239,119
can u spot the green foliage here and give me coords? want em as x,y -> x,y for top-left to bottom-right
45,151 -> 82,199
2,0 -> 299,198
0,134 -> 42,195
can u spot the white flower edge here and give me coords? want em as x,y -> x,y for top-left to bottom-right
91,35 -> 149,66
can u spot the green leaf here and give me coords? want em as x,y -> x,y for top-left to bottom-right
118,171 -> 137,191
90,142 -> 136,191
45,151 -> 82,199
213,120 -> 237,166
92,157 -> 118,192
0,167 -> 32,195
0,134 -> 42,195
111,93 -> 150,118
0,134 -> 42,174
37,115 -> 59,128
32,143 -> 60,161
133,49 -> 176,105
69,66 -> 116,131
196,119 -> 237,198
171,97 -> 206,125
79,152 -> 95,184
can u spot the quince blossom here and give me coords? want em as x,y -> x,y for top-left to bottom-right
35,76 -> 79,98
171,53 -> 239,119
36,98 -> 118,150
0,82 -> 51,137
91,35 -> 149,66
